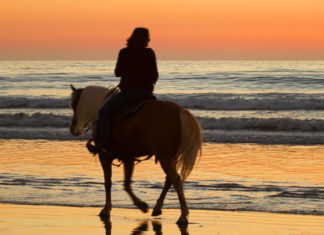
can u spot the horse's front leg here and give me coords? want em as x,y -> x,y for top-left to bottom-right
124,159 -> 148,213
99,154 -> 113,219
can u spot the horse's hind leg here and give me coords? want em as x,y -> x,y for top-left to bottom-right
159,158 -> 189,226
170,169 -> 189,226
152,176 -> 171,216
123,159 -> 148,213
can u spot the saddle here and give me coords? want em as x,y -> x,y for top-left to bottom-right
113,93 -> 156,122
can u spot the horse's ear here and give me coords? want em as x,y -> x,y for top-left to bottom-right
70,84 -> 77,91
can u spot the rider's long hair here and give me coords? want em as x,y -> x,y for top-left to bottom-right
127,27 -> 150,48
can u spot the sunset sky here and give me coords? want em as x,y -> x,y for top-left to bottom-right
1,0 -> 323,60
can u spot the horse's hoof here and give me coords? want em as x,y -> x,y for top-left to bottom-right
151,208 -> 162,216
137,201 -> 149,213
99,208 -> 110,219
176,215 -> 188,227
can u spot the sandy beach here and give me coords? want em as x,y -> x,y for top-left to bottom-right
1,203 -> 324,235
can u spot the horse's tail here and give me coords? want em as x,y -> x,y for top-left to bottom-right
175,109 -> 202,181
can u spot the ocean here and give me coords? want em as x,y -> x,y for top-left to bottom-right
1,60 -> 324,215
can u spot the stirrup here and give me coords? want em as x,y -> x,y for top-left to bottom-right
87,143 -> 113,156
86,141 -> 99,155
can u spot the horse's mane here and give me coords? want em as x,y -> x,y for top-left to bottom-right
70,85 -> 119,135
70,86 -> 119,111
70,88 -> 83,112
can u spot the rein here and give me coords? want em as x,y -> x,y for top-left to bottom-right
111,154 -> 154,167
105,86 -> 119,100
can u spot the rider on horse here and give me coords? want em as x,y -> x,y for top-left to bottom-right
95,27 -> 159,155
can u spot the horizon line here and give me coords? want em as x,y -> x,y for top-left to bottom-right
1,58 -> 324,61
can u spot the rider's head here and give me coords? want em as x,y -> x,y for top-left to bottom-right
127,27 -> 150,48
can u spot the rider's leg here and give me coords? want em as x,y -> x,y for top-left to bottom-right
97,89 -> 153,152
97,91 -> 130,149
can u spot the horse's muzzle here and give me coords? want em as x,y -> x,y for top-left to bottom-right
70,122 -> 81,136
70,125 -> 77,136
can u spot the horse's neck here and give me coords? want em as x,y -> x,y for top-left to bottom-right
77,86 -> 111,128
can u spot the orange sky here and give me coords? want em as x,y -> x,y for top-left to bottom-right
1,0 -> 323,60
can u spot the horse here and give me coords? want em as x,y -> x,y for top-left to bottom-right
69,85 -> 202,225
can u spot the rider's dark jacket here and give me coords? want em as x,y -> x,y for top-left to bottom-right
115,46 -> 158,92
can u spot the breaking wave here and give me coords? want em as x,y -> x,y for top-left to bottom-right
2,92 -> 324,110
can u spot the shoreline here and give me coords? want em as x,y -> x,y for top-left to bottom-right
1,203 -> 324,235
1,201 -> 324,216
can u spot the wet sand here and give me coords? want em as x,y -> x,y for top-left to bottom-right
1,203 -> 324,235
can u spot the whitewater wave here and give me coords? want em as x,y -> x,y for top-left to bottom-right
159,93 -> 324,110
0,96 -> 69,109
198,117 -> 324,131
1,93 -> 324,110
0,113 -> 70,127
1,112 -> 324,132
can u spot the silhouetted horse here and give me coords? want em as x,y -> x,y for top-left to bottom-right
69,85 -> 202,225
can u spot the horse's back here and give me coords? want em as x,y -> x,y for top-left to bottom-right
140,100 -> 182,136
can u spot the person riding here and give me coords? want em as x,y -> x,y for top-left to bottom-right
96,27 -> 159,154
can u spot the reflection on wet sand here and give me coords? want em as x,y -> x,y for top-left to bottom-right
1,204 -> 324,235
101,218 -> 189,235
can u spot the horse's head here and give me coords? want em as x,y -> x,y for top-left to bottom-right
69,84 -> 118,136
69,84 -> 84,136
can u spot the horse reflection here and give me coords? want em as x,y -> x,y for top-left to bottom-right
131,220 -> 148,235
101,218 -> 189,235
